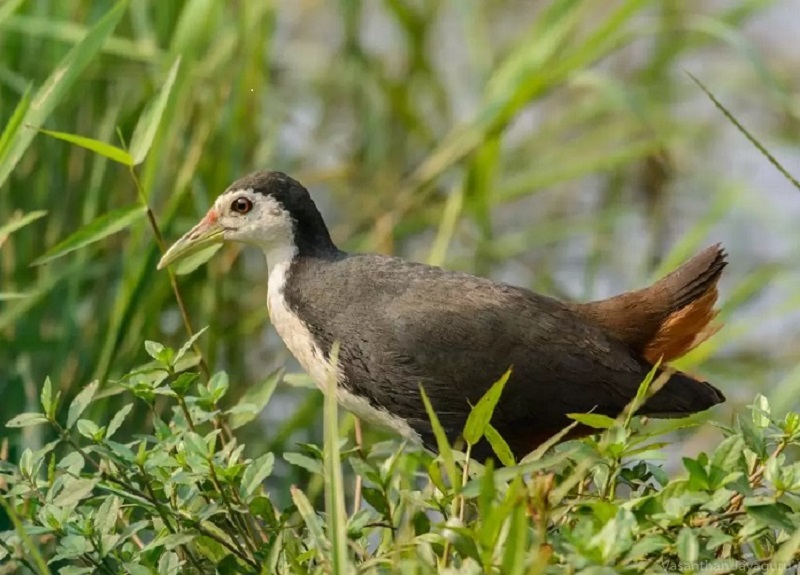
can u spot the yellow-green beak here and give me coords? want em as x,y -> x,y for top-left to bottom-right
157,213 -> 225,270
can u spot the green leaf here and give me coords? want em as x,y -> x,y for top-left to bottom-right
0,81 -> 30,162
0,0 -> 128,188
676,527 -> 698,565
463,367 -> 511,445
240,453 -> 275,499
94,495 -> 122,534
0,210 -> 47,243
767,522 -> 800,575
169,373 -> 198,396
106,403 -> 133,439
130,57 -> 182,165
484,423 -> 515,466
228,369 -> 282,429
144,340 -> 163,357
683,456 -> 710,491
283,452 -> 322,475
709,435 -> 745,488
67,380 -> 99,429
53,477 -> 99,507
322,344 -> 349,575
290,486 -> 330,561
161,532 -> 195,551
173,326 -> 208,367
157,551 -> 182,575
206,371 -> 229,403
76,419 -> 101,440
752,393 -> 771,428
567,412 -> 616,429
419,384 -> 459,492
38,129 -> 132,165
0,292 -> 34,300
6,412 -> 48,428
746,503 -> 795,532
174,243 -> 223,275
32,205 -> 147,265
40,376 -> 54,419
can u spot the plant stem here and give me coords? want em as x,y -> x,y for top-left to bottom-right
127,167 -> 209,380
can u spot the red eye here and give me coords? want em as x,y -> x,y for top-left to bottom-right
231,197 -> 253,214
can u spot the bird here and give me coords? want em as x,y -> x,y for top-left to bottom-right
158,170 -> 726,462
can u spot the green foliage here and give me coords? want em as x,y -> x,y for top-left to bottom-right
2,0 -> 800,572
4,337 -> 800,573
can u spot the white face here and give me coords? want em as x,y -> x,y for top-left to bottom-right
212,188 -> 295,250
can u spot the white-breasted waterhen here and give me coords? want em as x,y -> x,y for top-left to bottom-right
158,171 -> 726,461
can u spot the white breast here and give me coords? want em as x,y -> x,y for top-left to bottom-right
266,253 -> 421,442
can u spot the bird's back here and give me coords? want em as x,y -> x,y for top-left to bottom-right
281,253 -> 723,459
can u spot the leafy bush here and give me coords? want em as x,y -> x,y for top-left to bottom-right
3,335 -> 800,574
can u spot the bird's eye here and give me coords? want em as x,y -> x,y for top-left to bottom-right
231,197 -> 253,214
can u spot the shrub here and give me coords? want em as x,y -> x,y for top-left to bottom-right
2,336 -> 800,574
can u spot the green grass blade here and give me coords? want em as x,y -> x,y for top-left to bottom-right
0,292 -> 33,301
290,485 -> 331,562
323,344 -> 349,574
32,205 -> 146,265
0,0 -> 129,189
688,72 -> 800,192
419,384 -> 458,493
0,210 -> 47,243
38,129 -> 133,165
130,57 -> 182,165
0,85 -> 31,160
0,0 -> 25,25
0,497 -> 51,575
484,423 -> 515,467
463,367 -> 511,446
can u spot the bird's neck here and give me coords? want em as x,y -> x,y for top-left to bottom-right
264,244 -> 300,293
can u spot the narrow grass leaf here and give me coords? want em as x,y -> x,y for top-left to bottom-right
38,129 -> 132,165
521,420 -> 580,463
323,343 -> 349,574
130,57 -> 181,165
419,384 -> 459,492
0,0 -> 128,188
32,205 -> 146,265
0,81 -> 31,162
290,485 -> 330,561
484,423 -> 515,467
427,184 -> 464,266
174,243 -> 223,275
0,497 -> 51,575
463,367 -> 512,445
0,292 -> 33,300
688,72 -> 800,192
0,210 -> 47,243
567,413 -> 616,429
228,368 -> 282,429
0,0 -> 25,26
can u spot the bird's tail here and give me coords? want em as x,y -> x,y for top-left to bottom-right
569,244 -> 728,364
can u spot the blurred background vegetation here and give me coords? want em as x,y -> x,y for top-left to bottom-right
1,0 -> 799,505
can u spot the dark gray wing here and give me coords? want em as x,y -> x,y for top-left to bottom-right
284,253 -> 722,457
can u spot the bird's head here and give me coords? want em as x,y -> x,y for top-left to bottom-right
158,171 -> 336,270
